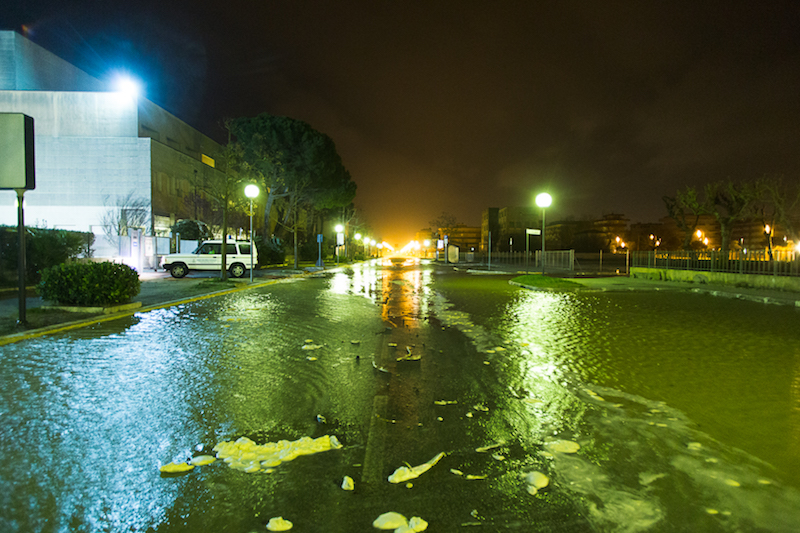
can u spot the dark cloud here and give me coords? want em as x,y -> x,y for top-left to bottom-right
5,0 -> 800,245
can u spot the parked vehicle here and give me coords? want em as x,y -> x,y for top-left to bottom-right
161,240 -> 257,278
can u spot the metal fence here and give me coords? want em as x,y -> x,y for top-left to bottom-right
631,249 -> 800,277
475,250 -> 575,271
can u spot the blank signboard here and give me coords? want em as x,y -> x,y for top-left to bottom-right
0,113 -> 35,190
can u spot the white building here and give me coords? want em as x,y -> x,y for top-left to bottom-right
0,30 -> 224,264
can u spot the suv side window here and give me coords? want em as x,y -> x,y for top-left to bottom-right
226,244 -> 237,254
196,243 -> 221,255
239,244 -> 251,255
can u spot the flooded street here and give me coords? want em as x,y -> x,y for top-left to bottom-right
2,260 -> 800,532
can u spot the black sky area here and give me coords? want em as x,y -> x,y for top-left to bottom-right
5,1 -> 800,245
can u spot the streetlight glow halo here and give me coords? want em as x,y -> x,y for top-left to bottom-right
535,192 -> 552,208
244,184 -> 259,198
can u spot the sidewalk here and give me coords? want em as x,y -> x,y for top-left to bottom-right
0,268 -> 302,341
569,274 -> 800,307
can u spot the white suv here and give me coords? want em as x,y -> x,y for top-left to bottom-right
161,240 -> 257,278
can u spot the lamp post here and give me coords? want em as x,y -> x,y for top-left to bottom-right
535,192 -> 552,275
334,224 -> 344,265
244,184 -> 259,282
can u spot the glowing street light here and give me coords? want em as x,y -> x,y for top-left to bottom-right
244,184 -> 259,282
535,192 -> 552,275
334,224 -> 344,265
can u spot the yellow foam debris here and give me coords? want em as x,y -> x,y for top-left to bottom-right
189,455 -> 216,466
212,435 -> 342,473
388,452 -> 445,483
159,462 -> 194,473
475,441 -> 505,453
725,479 -> 741,487
373,512 -> 407,529
266,516 -> 293,531
341,475 -> 355,491
545,440 -> 580,453
372,513 -> 428,531
524,470 -> 549,496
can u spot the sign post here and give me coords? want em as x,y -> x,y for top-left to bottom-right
316,234 -> 324,267
525,228 -> 541,273
1,114 -> 36,325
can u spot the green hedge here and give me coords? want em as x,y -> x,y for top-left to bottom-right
0,225 -> 93,285
37,262 -> 141,307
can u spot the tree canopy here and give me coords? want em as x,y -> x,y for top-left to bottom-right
228,114 -> 357,240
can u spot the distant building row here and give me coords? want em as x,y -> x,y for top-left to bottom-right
416,208 -> 792,254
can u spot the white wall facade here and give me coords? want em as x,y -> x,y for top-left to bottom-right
0,30 -> 225,262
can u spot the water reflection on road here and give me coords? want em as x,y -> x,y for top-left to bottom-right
2,261 -> 800,532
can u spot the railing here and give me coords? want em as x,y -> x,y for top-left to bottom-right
631,250 -> 800,277
472,250 -> 575,271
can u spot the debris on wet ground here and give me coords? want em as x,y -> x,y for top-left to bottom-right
434,399 -> 457,405
544,439 -> 580,454
475,441 -> 505,453
211,435 -> 342,473
397,346 -> 421,361
523,471 -> 550,495
159,462 -> 194,474
266,516 -> 293,531
388,452 -> 446,483
372,360 -> 390,373
301,343 -> 323,350
372,512 -> 428,531
341,475 -> 355,490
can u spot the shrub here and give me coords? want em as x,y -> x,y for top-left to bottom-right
171,219 -> 213,241
0,225 -> 92,285
257,237 -> 286,265
37,262 -> 141,306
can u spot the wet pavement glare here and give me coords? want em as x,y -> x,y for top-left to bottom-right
2,259 -> 800,532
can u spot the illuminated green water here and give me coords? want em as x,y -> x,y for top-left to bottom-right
1,263 -> 799,532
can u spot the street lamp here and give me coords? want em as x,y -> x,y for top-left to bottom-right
244,184 -> 259,282
334,224 -> 344,265
535,192 -> 552,274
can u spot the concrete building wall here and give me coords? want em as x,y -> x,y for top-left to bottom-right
138,99 -> 220,161
151,140 -> 223,228
0,136 -> 152,231
0,90 -> 138,137
0,31 -> 104,91
0,31 -> 227,259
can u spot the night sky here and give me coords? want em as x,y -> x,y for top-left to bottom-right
5,1 -> 800,245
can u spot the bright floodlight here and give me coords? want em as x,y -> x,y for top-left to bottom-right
535,192 -> 552,208
244,184 -> 259,198
335,224 -> 344,233
355,233 -> 362,240
112,74 -> 142,98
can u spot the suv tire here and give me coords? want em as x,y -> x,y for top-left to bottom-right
230,263 -> 246,278
170,263 -> 188,278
